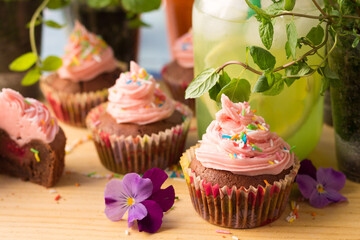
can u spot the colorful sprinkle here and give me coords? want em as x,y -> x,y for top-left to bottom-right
257,124 -> 265,131
126,80 -> 132,84
87,171 -> 96,177
268,161 -> 274,165
30,148 -> 39,154
136,81 -> 141,86
54,194 -> 61,201
94,120 -> 101,126
274,160 -> 279,164
253,109 -> 257,113
264,180 -> 270,186
215,230 -> 232,234
221,135 -> 232,139
51,119 -> 54,126
232,236 -> 239,240
251,144 -> 263,152
34,153 -> 40,162
242,109 -> 245,116
290,145 -> 296,154
247,124 -> 258,130
75,183 -> 80,187
24,99 -> 32,105
311,212 -> 317,217
229,153 -> 234,159
125,230 -> 130,236
270,139 -> 274,147
41,120 -> 46,125
231,134 -> 239,140
234,153 -> 238,158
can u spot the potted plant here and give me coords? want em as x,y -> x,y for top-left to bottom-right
186,0 -> 360,182
9,0 -> 161,86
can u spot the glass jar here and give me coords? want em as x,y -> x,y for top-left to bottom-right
193,0 -> 324,159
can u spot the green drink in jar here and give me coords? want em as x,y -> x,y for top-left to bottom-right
192,0 -> 324,159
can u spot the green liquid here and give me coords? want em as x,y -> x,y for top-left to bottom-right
193,1 -> 324,159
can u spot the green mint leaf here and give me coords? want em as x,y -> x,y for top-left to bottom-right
219,71 -> 231,88
121,0 -> 161,13
285,61 -> 311,78
284,78 -> 296,87
9,52 -> 37,72
248,46 -> 276,70
352,37 -> 360,48
21,67 -> 41,86
87,0 -> 113,8
253,75 -> 271,93
129,18 -> 150,28
245,0 -> 270,20
47,0 -> 70,9
324,65 -> 340,87
263,73 -> 284,96
259,18 -> 274,50
209,83 -> 221,101
45,20 -> 65,29
283,0 -> 296,11
41,56 -> 62,71
247,0 -> 262,19
216,78 -> 251,103
306,25 -> 324,46
320,77 -> 330,95
285,20 -> 297,59
26,18 -> 42,29
185,68 -> 219,99
266,0 -> 285,15
210,71 -> 231,101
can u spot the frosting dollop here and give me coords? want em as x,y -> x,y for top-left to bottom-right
0,89 -> 59,146
57,21 -> 117,82
173,30 -> 193,68
107,61 -> 175,125
195,94 -> 295,176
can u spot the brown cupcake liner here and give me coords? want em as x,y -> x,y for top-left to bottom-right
86,102 -> 193,174
180,145 -> 300,229
40,78 -> 108,127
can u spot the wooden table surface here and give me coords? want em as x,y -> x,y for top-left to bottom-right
1,120 -> 359,240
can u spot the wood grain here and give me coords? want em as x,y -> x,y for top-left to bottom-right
1,122 -> 359,240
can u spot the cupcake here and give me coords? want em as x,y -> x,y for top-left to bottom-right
40,21 -> 124,127
86,61 -> 192,174
0,89 -> 66,187
180,94 -> 299,228
162,30 -> 195,111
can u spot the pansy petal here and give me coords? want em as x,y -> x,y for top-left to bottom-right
296,174 -> 317,199
142,168 -> 168,193
309,190 -> 331,208
298,159 -> 317,180
317,167 -> 346,191
104,179 -> 127,201
127,202 -> 148,227
138,200 -> 163,233
325,188 -> 347,203
123,173 -> 153,202
105,201 -> 128,221
150,185 -> 175,212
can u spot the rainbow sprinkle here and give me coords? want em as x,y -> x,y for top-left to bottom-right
290,145 -> 296,154
31,148 -> 40,162
253,109 -> 257,113
221,135 -> 231,139
229,153 -> 234,159
257,124 -> 265,131
268,161 -> 274,165
251,144 -> 262,152
24,99 -> 32,105
242,109 -> 245,116
126,80 -> 132,84
215,230 -> 232,234
247,124 -> 258,130
264,179 -> 270,186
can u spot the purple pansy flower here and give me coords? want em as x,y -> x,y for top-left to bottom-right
104,168 -> 175,233
296,159 -> 347,208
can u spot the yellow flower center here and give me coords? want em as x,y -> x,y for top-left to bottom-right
317,184 -> 325,193
127,197 -> 135,206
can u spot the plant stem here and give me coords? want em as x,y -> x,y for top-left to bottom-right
216,61 -> 263,75
30,0 -> 49,66
272,12 -> 327,20
311,0 -> 336,24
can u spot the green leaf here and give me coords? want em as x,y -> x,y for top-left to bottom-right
9,52 -> 37,72
266,0 -> 285,15
285,61 -> 311,78
284,78 -> 296,87
209,71 -> 231,101
324,65 -> 340,87
263,73 -> 284,96
129,18 -> 150,28
283,0 -> 296,11
121,0 -> 161,13
320,77 -> 330,95
185,68 -> 220,99
219,71 -> 231,88
352,37 -> 360,48
248,46 -> 276,70
306,25 -> 324,46
209,83 -> 221,101
253,75 -> 271,93
216,78 -> 251,103
21,67 -> 41,86
245,0 -> 270,20
47,0 -> 70,9
41,56 -> 62,71
45,20 -> 65,29
87,0 -> 113,8
259,18 -> 274,50
285,20 -> 297,59
26,18 -> 42,28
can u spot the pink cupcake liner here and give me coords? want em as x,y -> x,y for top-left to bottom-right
86,102 -> 193,174
40,79 -> 108,127
180,145 -> 300,229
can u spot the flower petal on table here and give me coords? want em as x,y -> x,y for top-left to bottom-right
138,200 -> 163,233
296,174 -> 317,199
127,202 -> 148,227
142,168 -> 168,193
309,190 -> 331,208
317,167 -> 346,191
123,173 -> 153,202
150,185 -> 175,212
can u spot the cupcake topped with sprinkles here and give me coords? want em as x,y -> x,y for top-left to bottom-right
106,61 -> 175,125
195,94 -> 295,176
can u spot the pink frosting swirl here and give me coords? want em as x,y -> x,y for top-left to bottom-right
0,89 -> 59,146
107,61 -> 175,125
57,21 -> 117,82
195,94 -> 295,176
173,30 -> 193,68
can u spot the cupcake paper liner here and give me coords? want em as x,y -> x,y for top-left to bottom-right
40,79 -> 108,127
180,145 -> 300,229
86,102 -> 193,174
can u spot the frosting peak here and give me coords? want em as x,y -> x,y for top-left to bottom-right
0,89 -> 59,146
106,61 -> 175,125
195,94 -> 295,176
173,31 -> 193,68
57,21 -> 117,82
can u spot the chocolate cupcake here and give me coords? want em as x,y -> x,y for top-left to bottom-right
86,61 -> 192,174
181,94 -> 299,229
0,89 -> 66,187
40,21 -> 123,127
162,31 -> 195,112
